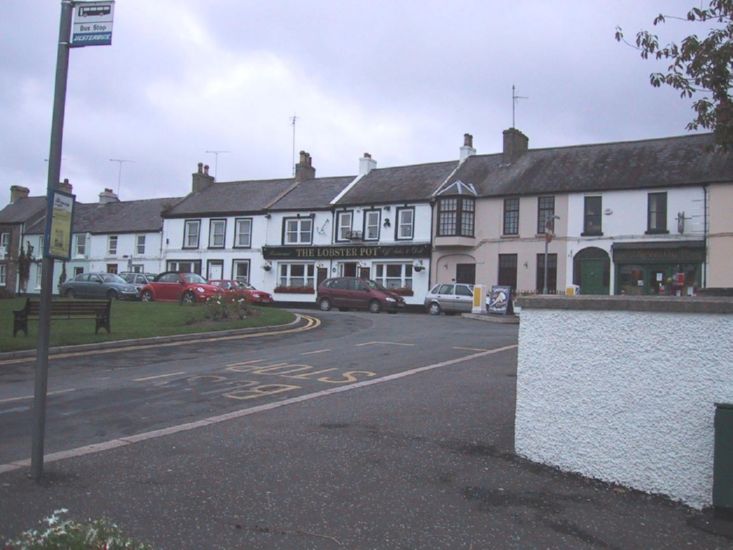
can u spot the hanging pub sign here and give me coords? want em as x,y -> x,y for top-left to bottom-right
44,190 -> 75,260
488,285 -> 514,315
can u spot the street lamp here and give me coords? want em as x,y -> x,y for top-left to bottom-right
543,215 -> 560,294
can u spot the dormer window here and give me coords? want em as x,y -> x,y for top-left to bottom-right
438,197 -> 475,237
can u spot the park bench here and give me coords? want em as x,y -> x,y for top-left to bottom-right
13,298 -> 111,337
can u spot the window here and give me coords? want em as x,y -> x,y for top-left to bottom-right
74,234 -> 87,256
396,208 -> 414,240
374,263 -> 413,289
364,210 -> 381,241
583,196 -> 602,235
74,266 -> 83,276
0,263 -> 5,286
503,198 -> 519,235
131,264 -> 144,273
209,219 -> 226,248
166,260 -> 202,274
647,192 -> 668,233
106,263 -> 118,274
232,260 -> 250,283
107,235 -> 118,255
498,254 -> 518,290
1,232 -> 9,253
207,259 -> 224,280
438,197 -> 475,236
537,196 -> 555,234
136,235 -> 146,255
234,218 -> 252,248
536,253 -> 558,293
284,218 -> 313,245
183,220 -> 201,249
278,263 -> 315,288
336,211 -> 353,241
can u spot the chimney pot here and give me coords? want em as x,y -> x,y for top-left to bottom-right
99,188 -> 119,204
204,165 -> 209,175
197,162 -> 203,174
459,132 -> 476,162
9,185 -> 30,204
464,133 -> 473,147
58,178 -> 73,194
295,151 -> 316,182
192,162 -> 215,193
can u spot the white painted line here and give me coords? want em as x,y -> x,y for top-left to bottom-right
300,349 -> 331,356
0,388 -> 76,405
453,346 -> 489,352
133,371 -> 185,382
355,341 -> 415,347
0,406 -> 30,415
0,344 -> 517,476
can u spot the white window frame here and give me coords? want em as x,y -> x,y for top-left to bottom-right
374,262 -> 413,289
183,220 -> 201,249
232,259 -> 251,283
234,218 -> 252,248
107,235 -> 118,255
0,232 -> 9,253
0,263 -> 6,286
278,262 -> 315,289
364,210 -> 381,241
284,218 -> 313,245
74,233 -> 87,257
209,219 -> 226,248
336,211 -> 353,241
136,234 -> 146,255
396,208 -> 414,240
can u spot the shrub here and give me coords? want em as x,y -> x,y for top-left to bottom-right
204,295 -> 252,320
4,509 -> 152,549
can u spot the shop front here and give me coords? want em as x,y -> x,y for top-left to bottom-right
612,241 -> 705,296
262,243 -> 432,304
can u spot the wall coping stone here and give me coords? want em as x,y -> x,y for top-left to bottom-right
515,295 -> 733,314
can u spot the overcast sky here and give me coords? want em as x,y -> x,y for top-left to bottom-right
0,0 -> 709,206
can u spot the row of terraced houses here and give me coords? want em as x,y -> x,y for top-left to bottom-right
2,128 -> 733,306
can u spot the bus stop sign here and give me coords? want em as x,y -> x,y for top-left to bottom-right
71,1 -> 115,47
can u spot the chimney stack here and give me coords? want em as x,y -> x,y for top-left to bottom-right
503,128 -> 529,164
9,185 -> 30,204
99,188 -> 119,204
460,133 -> 476,162
192,161 -> 215,193
57,178 -> 73,194
359,152 -> 377,176
295,150 -> 316,182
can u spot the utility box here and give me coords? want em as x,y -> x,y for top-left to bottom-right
714,403 -> 733,511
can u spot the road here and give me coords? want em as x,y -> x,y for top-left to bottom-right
0,311 -> 516,467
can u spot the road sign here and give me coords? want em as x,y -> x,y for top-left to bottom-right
71,1 -> 115,47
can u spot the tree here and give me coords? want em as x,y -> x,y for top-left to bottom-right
615,1 -> 733,146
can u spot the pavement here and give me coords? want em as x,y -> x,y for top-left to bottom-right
1,316 -> 731,548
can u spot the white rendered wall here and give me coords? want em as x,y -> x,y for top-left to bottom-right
515,307 -> 733,509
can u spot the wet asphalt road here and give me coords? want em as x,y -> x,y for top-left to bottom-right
0,311 -> 730,548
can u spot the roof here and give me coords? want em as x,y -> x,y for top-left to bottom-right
446,133 -> 733,197
336,161 -> 458,206
0,196 -> 47,225
269,176 -> 355,210
165,179 -> 296,217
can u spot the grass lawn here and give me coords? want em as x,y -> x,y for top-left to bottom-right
0,297 -> 296,353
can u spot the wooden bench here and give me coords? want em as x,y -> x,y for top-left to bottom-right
13,298 -> 112,337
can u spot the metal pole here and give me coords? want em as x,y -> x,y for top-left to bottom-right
543,235 -> 549,295
31,0 -> 73,481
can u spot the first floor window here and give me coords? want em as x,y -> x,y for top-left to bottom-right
234,218 -> 252,248
374,263 -> 413,289
284,218 -> 313,245
232,260 -> 251,283
0,263 -> 6,285
647,192 -> 667,233
503,198 -> 519,235
136,235 -> 146,255
209,219 -> 226,248
396,208 -> 414,240
166,260 -> 202,274
364,210 -> 381,241
498,254 -> 518,290
1,232 -> 10,253
75,234 -> 87,256
438,197 -> 475,236
184,220 -> 201,248
537,196 -> 555,234
336,211 -> 353,241
107,235 -> 118,255
536,253 -> 558,293
583,196 -> 602,235
278,263 -> 315,288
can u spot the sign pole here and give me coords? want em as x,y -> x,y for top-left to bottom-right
31,0 -> 74,481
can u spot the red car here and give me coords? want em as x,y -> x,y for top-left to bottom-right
139,272 -> 222,304
209,279 -> 274,305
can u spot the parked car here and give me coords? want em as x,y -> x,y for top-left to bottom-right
209,279 -> 274,304
317,277 -> 406,313
424,282 -> 475,315
60,272 -> 139,300
139,272 -> 222,304
120,272 -> 157,298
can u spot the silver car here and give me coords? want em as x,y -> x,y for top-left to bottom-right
60,272 -> 139,300
424,283 -> 475,315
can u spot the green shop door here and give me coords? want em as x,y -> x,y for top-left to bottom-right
580,259 -> 608,295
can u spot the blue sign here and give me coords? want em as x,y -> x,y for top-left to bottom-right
71,1 -> 114,48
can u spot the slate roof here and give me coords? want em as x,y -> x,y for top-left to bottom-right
165,179 -> 296,217
269,176 -> 355,211
0,196 -> 47,224
25,197 -> 181,235
335,161 -> 458,206
445,133 -> 733,197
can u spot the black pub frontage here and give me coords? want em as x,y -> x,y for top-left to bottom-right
262,243 -> 432,304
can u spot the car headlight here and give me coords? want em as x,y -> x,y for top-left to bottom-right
386,297 -> 396,302
196,287 -> 205,293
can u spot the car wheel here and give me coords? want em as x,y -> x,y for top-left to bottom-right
141,290 -> 153,302
318,298 -> 332,311
428,302 -> 441,315
368,300 -> 382,314
107,290 -> 118,300
64,289 -> 75,299
181,291 -> 196,305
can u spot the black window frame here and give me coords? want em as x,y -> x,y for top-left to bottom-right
166,259 -> 202,274
437,196 -> 475,237
498,253 -> 518,290
335,210 -> 354,242
208,219 -> 227,249
395,207 -> 415,241
647,192 -> 668,234
282,216 -> 314,245
503,197 -> 519,236
537,196 -> 555,234
582,196 -> 603,236
233,217 -> 253,249
231,259 -> 251,283
183,219 -> 201,249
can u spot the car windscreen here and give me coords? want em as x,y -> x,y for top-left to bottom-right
101,274 -> 125,283
182,273 -> 207,284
